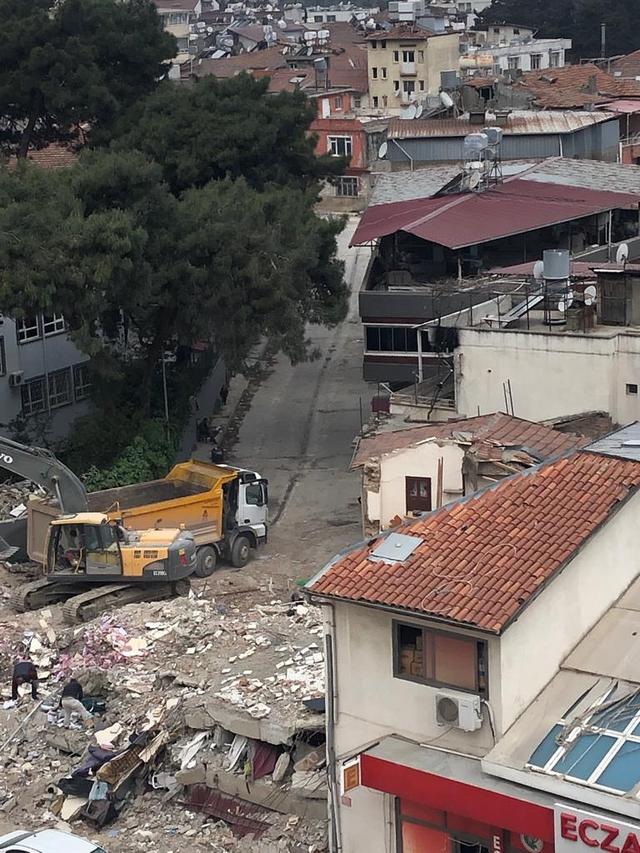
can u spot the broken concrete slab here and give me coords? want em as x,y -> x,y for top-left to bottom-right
44,728 -> 88,756
183,695 -> 324,746
290,771 -> 327,801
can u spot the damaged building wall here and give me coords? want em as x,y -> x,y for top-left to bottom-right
364,441 -> 465,533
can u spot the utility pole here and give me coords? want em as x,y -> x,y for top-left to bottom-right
600,22 -> 606,60
161,353 -> 170,440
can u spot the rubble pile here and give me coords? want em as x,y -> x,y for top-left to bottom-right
0,480 -> 43,521
0,586 -> 328,852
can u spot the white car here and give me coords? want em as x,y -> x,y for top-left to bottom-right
0,830 -> 106,852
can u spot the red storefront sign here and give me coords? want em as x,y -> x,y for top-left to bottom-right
555,807 -> 640,853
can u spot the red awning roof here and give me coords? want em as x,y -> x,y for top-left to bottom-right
351,180 -> 640,250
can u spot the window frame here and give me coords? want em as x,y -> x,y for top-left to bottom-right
42,313 -> 66,337
371,66 -> 378,79
381,66 -> 387,79
16,316 -> 41,344
73,362 -> 92,401
21,375 -> 47,417
393,50 -> 399,62
392,619 -> 488,697
530,53 -> 542,70
47,367 -> 72,409
372,95 -> 379,108
405,475 -> 432,513
336,176 -> 359,197
626,383 -> 638,395
402,49 -> 415,63
335,95 -> 343,111
328,135 -> 352,157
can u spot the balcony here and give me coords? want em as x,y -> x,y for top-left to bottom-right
400,61 -> 416,76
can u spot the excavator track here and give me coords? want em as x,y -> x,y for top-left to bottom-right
11,578 -> 84,613
61,580 -> 190,625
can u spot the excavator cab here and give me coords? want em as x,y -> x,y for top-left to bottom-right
46,514 -> 123,577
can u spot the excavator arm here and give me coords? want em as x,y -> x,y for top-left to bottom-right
0,436 -> 88,513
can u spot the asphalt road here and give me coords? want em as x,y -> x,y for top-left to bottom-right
230,217 -> 373,581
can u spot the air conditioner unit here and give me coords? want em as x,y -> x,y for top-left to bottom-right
435,691 -> 482,732
8,371 -> 24,387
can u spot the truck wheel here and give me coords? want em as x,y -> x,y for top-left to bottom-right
195,546 -> 217,578
230,536 -> 251,568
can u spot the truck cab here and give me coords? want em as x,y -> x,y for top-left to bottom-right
236,472 -> 268,543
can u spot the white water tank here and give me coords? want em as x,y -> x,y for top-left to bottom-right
543,249 -> 570,280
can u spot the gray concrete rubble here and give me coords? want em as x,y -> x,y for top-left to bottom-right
0,580 -> 328,852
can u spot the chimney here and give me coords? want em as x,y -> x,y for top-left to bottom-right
469,109 -> 486,125
585,74 -> 598,95
494,109 -> 511,126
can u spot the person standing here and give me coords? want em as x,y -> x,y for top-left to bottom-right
60,677 -> 93,727
11,660 -> 38,701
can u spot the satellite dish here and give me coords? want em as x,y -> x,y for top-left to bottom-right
616,242 -> 630,265
415,104 -> 424,119
440,90 -> 454,109
378,141 -> 388,159
558,300 -> 565,313
400,104 -> 417,119
566,290 -> 574,308
533,260 -> 544,282
468,171 -> 481,190
584,284 -> 597,307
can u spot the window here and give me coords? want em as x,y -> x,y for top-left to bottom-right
406,476 -> 431,512
48,368 -> 72,408
21,376 -> 47,416
627,383 -> 638,395
507,56 -> 520,70
393,80 -> 400,92
0,337 -> 5,376
493,27 -> 500,34
402,80 -> 415,94
42,313 -> 65,336
371,67 -> 378,79
381,67 -> 387,79
73,363 -> 92,401
353,95 -> 361,108
382,95 -> 388,107
550,51 -> 561,67
531,53 -> 542,70
394,622 -> 488,695
176,37 -> 189,51
335,95 -> 343,111
326,14 -> 336,21
245,483 -> 263,505
402,49 -> 415,63
370,40 -> 377,49
381,40 -> 386,48
419,80 -> 425,91
336,176 -> 358,197
372,96 -> 379,108
418,50 -> 424,61
513,27 -> 520,34
16,317 -> 40,344
328,136 -> 352,156
393,50 -> 399,62
365,325 -> 418,353
313,14 -> 323,21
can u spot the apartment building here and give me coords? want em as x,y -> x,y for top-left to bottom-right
366,24 -> 460,111
153,0 -> 202,76
307,429 -> 640,853
0,314 -> 91,437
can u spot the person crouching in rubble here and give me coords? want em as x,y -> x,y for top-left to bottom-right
60,677 -> 93,728
11,659 -> 39,701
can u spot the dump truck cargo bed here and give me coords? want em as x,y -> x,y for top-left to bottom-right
27,461 -> 239,563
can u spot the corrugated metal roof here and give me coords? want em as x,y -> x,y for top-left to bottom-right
351,178 -> 640,249
597,99 -> 640,114
387,110 -> 616,140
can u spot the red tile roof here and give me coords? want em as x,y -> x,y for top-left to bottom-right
515,64 -> 640,109
8,143 -> 79,170
611,50 -> 640,81
351,412 -> 585,468
308,450 -> 640,633
366,23 -> 438,41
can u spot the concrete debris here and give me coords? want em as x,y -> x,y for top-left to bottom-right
0,480 -> 44,521
0,588 -> 328,852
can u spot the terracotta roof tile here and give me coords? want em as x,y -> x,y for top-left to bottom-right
8,143 -> 79,170
309,450 -> 640,633
351,412 -> 585,468
515,63 -> 640,109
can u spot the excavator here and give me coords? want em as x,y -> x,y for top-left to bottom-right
0,436 -> 197,623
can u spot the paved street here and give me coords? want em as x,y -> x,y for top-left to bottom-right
229,217 -> 373,584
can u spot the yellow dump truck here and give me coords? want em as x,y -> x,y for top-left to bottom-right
27,460 -> 269,577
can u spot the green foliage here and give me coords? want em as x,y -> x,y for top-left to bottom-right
0,0 -> 176,157
82,420 -> 176,490
107,74 -> 346,194
477,0 -> 638,58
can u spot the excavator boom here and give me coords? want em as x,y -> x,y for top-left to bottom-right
0,436 -> 88,514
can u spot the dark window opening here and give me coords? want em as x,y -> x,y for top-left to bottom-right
627,383 -> 638,395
